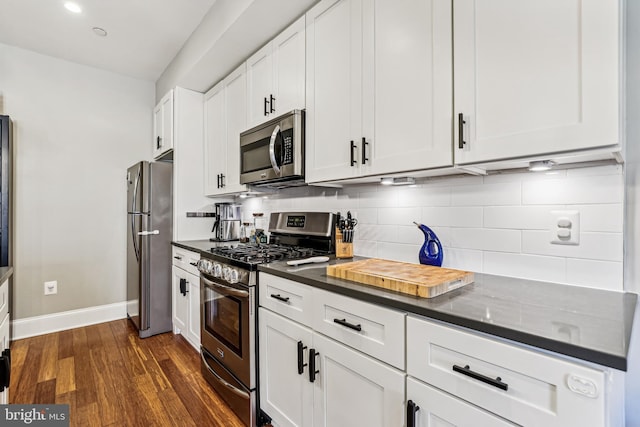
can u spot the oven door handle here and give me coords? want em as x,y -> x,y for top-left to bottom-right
269,124 -> 282,176
200,352 -> 250,399
202,277 -> 249,298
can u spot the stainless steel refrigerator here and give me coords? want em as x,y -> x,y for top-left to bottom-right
126,161 -> 173,338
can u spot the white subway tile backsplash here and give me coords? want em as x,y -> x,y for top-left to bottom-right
442,248 -> 483,272
451,182 -> 521,206
377,242 -> 421,264
522,174 -> 623,205
378,207 -> 421,226
565,259 -> 623,291
484,206 -> 559,230
484,252 -> 566,283
577,204 -> 623,232
522,230 -> 623,262
421,207 -> 483,227
248,165 -> 622,291
450,228 -> 521,253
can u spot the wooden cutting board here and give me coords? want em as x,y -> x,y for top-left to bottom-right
326,258 -> 474,298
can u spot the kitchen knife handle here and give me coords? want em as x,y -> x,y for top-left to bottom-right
350,141 -> 357,167
453,364 -> 508,391
362,137 -> 368,164
297,341 -> 308,375
309,348 -> 320,383
458,113 -> 467,149
270,294 -> 290,303
333,318 -> 362,332
407,400 -> 419,427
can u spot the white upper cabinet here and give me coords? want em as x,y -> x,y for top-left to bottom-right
247,16 -> 306,129
305,0 -> 364,183
305,0 -> 453,183
453,0 -> 620,165
203,65 -> 248,196
153,89 -> 174,159
364,0 -> 453,176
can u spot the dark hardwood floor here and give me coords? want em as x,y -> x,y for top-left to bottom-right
10,319 -> 245,427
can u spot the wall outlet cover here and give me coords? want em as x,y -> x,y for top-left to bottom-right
550,210 -> 580,245
44,280 -> 57,295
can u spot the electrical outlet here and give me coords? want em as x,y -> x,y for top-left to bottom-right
550,210 -> 580,245
44,280 -> 57,295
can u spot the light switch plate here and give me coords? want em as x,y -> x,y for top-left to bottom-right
550,210 -> 580,245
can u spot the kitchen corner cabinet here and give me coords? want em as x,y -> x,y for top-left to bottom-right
305,0 -> 453,183
258,273 -> 405,427
153,89 -> 174,159
247,16 -> 305,129
171,247 -> 200,350
453,0 -> 620,165
203,64 -> 248,196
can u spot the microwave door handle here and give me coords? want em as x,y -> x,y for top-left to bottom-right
269,124 -> 282,176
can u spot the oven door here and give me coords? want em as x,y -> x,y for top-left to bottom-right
201,274 -> 251,388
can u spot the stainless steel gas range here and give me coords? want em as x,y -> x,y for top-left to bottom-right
196,212 -> 335,426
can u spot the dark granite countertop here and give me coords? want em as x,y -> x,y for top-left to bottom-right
258,257 -> 636,371
172,240 -> 234,256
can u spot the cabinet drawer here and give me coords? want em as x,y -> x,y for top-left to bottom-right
407,316 -> 606,427
259,273 -> 313,327
0,279 -> 7,323
172,247 -> 200,276
407,377 -> 516,426
312,288 -> 405,369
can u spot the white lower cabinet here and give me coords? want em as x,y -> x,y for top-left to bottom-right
407,377 -> 515,427
258,274 -> 406,427
171,247 -> 200,351
311,332 -> 404,427
0,310 -> 8,404
407,316 -> 612,427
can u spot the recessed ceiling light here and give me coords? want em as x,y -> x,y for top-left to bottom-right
64,2 -> 82,13
92,27 -> 108,37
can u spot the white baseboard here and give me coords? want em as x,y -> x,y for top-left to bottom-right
11,301 -> 128,340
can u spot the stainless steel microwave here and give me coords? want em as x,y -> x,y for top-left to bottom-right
239,110 -> 304,185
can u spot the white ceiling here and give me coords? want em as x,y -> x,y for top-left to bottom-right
0,0 -> 216,81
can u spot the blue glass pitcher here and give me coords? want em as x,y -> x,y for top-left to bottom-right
413,222 -> 443,267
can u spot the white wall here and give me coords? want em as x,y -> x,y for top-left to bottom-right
241,164 -> 624,291
0,43 -> 154,320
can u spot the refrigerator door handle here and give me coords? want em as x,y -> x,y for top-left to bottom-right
131,167 -> 142,261
137,230 -> 159,236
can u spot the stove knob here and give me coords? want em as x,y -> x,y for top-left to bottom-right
197,259 -> 211,274
222,266 -> 230,281
213,263 -> 222,277
228,269 -> 239,284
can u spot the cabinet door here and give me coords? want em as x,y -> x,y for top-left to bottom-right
153,90 -> 174,159
364,0 -> 453,175
223,64 -> 248,194
305,0 -> 363,183
407,377 -> 516,427
312,332 -> 405,427
187,271 -> 201,350
203,82 -> 226,196
454,0 -> 619,164
259,308 -> 314,427
272,16 -> 306,117
171,266 -> 188,335
247,44 -> 273,128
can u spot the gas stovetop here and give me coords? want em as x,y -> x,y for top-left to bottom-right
208,243 -> 330,266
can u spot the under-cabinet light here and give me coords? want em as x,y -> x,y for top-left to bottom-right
380,177 -> 415,186
64,2 -> 82,13
528,160 -> 555,172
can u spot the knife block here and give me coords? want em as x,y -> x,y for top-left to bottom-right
335,228 -> 353,259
